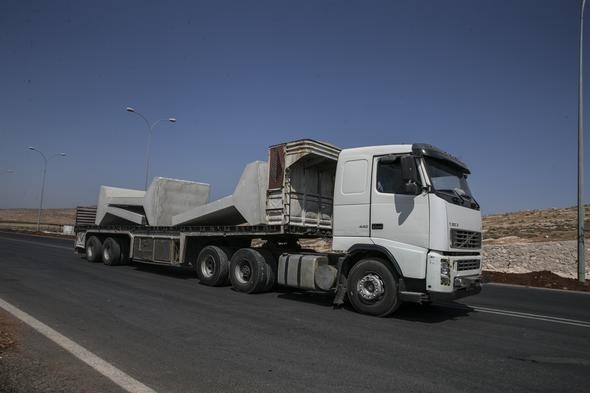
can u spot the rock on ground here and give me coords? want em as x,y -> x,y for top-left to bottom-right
483,239 -> 590,279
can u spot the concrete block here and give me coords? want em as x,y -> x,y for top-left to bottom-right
144,177 -> 210,226
172,161 -> 268,226
95,186 -> 146,225
101,206 -> 146,225
95,178 -> 210,226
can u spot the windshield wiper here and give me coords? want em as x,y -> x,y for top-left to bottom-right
435,188 -> 480,209
454,188 -> 480,209
436,189 -> 463,204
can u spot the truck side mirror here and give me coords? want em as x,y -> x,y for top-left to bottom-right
401,156 -> 418,183
403,182 -> 419,195
401,156 -> 420,195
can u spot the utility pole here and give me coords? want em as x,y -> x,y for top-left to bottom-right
28,147 -> 66,232
126,107 -> 176,190
578,0 -> 587,283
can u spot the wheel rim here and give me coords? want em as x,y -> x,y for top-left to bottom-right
356,273 -> 385,303
234,260 -> 251,284
103,246 -> 110,262
87,246 -> 93,258
201,255 -> 215,278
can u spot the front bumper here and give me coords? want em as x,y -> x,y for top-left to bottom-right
429,275 -> 482,302
426,251 -> 482,296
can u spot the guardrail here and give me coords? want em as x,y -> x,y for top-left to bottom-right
0,221 -> 74,235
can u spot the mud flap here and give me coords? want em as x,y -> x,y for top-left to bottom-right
332,256 -> 347,308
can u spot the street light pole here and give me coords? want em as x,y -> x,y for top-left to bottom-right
126,107 -> 176,190
28,147 -> 66,232
579,0 -> 587,283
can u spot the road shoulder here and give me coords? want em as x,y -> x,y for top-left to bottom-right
0,308 -> 125,393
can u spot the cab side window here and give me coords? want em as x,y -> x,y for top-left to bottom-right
376,157 -> 415,194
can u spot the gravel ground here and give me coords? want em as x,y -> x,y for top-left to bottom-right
483,270 -> 590,292
0,309 -> 122,393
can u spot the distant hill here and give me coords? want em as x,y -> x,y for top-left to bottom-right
483,205 -> 590,244
0,208 -> 76,225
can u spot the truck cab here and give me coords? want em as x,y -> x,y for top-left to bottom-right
332,143 -> 482,313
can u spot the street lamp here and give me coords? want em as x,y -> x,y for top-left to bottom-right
28,147 -> 67,232
579,0 -> 586,283
126,106 -> 176,190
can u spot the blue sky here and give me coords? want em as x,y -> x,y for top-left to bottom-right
0,0 -> 587,214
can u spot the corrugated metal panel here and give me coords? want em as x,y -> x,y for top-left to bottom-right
75,206 -> 97,226
268,144 -> 285,190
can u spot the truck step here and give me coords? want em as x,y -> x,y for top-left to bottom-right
399,291 -> 430,304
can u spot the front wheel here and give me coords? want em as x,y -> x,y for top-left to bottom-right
347,258 -> 400,317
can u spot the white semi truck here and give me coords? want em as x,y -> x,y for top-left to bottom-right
74,139 -> 482,316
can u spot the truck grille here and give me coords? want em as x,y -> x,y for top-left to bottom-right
456,259 -> 480,271
451,229 -> 482,249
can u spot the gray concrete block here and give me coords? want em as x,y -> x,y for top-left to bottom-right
95,178 -> 210,226
172,161 -> 268,226
101,206 -> 146,225
95,186 -> 146,225
144,177 -> 210,226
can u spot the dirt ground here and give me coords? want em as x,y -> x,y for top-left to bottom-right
483,270 -> 590,292
0,311 -> 17,353
0,209 -> 76,226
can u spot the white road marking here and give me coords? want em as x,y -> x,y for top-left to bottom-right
472,306 -> 590,328
444,303 -> 590,328
0,235 -> 72,250
485,282 -> 590,295
0,298 -> 158,393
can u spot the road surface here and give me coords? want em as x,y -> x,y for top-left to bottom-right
0,232 -> 588,393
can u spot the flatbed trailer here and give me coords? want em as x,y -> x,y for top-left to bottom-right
75,222 -> 331,267
74,139 -> 483,316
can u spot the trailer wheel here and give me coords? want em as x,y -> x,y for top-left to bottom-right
229,248 -> 275,294
196,246 -> 230,286
102,237 -> 122,266
347,258 -> 400,317
85,236 -> 102,263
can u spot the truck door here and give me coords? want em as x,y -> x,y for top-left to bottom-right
370,155 -> 429,279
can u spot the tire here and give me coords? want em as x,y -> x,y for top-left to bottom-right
102,237 -> 122,266
229,248 -> 276,294
196,245 -> 231,286
347,258 -> 400,317
85,236 -> 102,263
258,249 -> 277,292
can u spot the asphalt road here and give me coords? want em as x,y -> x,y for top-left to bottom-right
0,232 -> 589,393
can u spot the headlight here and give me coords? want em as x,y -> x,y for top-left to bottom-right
440,259 -> 451,286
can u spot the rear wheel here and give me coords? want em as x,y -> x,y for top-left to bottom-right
196,246 -> 230,286
85,236 -> 102,263
347,258 -> 400,317
229,248 -> 276,294
102,237 -> 122,266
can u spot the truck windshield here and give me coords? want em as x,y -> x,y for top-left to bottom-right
424,157 -> 479,210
